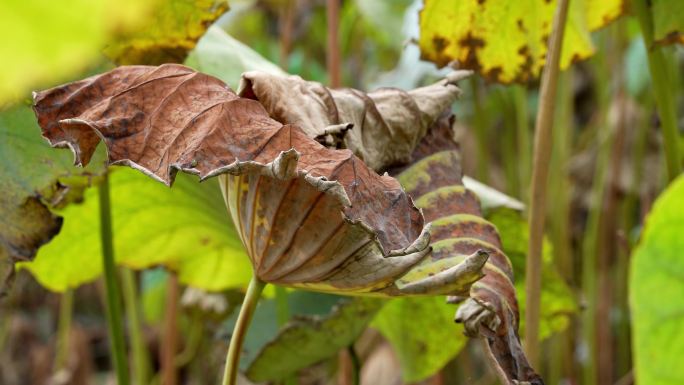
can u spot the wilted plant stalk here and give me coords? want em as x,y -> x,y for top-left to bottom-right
525,0 -> 570,365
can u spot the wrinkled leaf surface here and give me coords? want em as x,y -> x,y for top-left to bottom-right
32,64 -> 486,297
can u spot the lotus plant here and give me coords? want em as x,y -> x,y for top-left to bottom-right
32,64 -> 542,385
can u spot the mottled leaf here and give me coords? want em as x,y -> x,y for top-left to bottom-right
630,175 -> 684,385
652,0 -> 684,45
104,0 -> 229,65
372,296 -> 467,383
245,296 -> 383,382
0,105 -> 103,296
32,64 -> 486,297
184,25 -> 287,89
418,0 -> 623,83
18,168 -> 251,292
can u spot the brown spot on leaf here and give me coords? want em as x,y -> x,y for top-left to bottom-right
432,35 -> 449,53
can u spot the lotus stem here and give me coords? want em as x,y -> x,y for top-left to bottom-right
326,0 -> 341,87
221,274 -> 266,385
632,0 -> 682,181
348,345 -> 361,385
524,0 -> 570,366
54,289 -> 74,372
161,273 -> 180,385
98,172 -> 130,385
121,268 -> 151,385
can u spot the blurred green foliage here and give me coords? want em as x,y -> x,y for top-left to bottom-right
630,175 -> 684,385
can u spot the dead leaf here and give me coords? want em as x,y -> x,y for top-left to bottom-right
32,64 -> 485,297
238,70 -> 472,172
395,118 -> 543,385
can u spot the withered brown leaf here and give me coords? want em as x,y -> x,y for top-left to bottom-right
396,118 -> 543,385
237,70 -> 471,172
32,64 -> 486,297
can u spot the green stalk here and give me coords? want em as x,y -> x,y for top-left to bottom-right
348,345 -> 360,385
121,269 -> 150,385
546,70 -> 574,385
55,289 -> 74,372
513,85 -> 531,201
275,286 -> 290,326
161,273 -> 180,385
632,0 -> 682,181
500,89 -> 520,197
581,25 -> 621,385
274,286 -> 298,385
221,274 -> 266,385
98,172 -> 130,385
524,0 -> 570,366
175,310 -> 203,367
470,77 -> 490,183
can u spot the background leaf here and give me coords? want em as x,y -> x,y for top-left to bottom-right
244,295 -> 383,382
486,207 -> 576,339
19,168 -> 251,292
418,0 -> 623,83
0,105 -> 103,295
104,0 -> 229,65
630,175 -> 684,385
0,0 -> 154,103
652,0 -> 684,45
184,25 -> 286,89
371,296 -> 467,383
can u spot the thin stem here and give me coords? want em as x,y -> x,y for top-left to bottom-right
581,27 -> 616,385
326,0 -> 341,87
221,274 -> 266,385
279,0 -> 295,69
121,268 -> 150,385
524,0 -> 570,366
547,70 -> 574,385
161,273 -> 180,385
274,287 -> 297,385
274,286 -> 290,326
98,172 -> 130,385
348,345 -> 360,385
513,85 -> 531,201
632,0 -> 682,181
471,77 -> 490,183
175,309 -> 202,367
55,289 -> 74,372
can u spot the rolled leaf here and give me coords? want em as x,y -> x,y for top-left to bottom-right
396,118 -> 543,385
